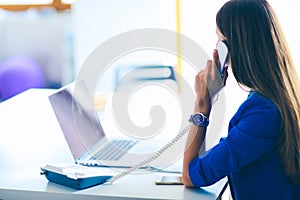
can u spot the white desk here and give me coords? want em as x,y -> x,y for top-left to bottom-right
0,89 -> 227,200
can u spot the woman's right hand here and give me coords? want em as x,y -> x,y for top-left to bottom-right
194,49 -> 228,115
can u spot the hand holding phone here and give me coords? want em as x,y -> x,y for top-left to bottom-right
216,40 -> 229,75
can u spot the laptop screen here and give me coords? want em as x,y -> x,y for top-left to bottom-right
48,81 -> 105,160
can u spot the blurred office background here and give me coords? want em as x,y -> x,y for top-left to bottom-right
0,0 -> 298,98
0,0 -> 300,98
0,0 -> 299,134
0,0 -> 299,140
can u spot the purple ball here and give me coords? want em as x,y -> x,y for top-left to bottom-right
0,56 -> 46,100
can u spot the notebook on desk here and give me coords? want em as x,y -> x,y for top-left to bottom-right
48,80 -> 167,168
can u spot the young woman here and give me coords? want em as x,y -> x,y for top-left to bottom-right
182,0 -> 300,199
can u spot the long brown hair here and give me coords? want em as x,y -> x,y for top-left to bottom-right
216,0 -> 300,184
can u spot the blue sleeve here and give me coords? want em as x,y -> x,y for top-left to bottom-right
188,94 -> 281,187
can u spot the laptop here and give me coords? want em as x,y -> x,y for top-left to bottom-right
48,80 -> 168,168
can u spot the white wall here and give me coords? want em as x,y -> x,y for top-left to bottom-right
270,0 -> 300,75
73,0 -> 176,73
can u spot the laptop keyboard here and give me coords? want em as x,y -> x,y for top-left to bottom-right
91,140 -> 138,161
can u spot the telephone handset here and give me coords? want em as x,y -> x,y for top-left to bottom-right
216,40 -> 229,76
107,124 -> 191,184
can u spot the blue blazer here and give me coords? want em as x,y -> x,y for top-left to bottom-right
189,92 -> 300,200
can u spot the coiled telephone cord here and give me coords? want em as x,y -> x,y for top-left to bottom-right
107,124 -> 190,184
